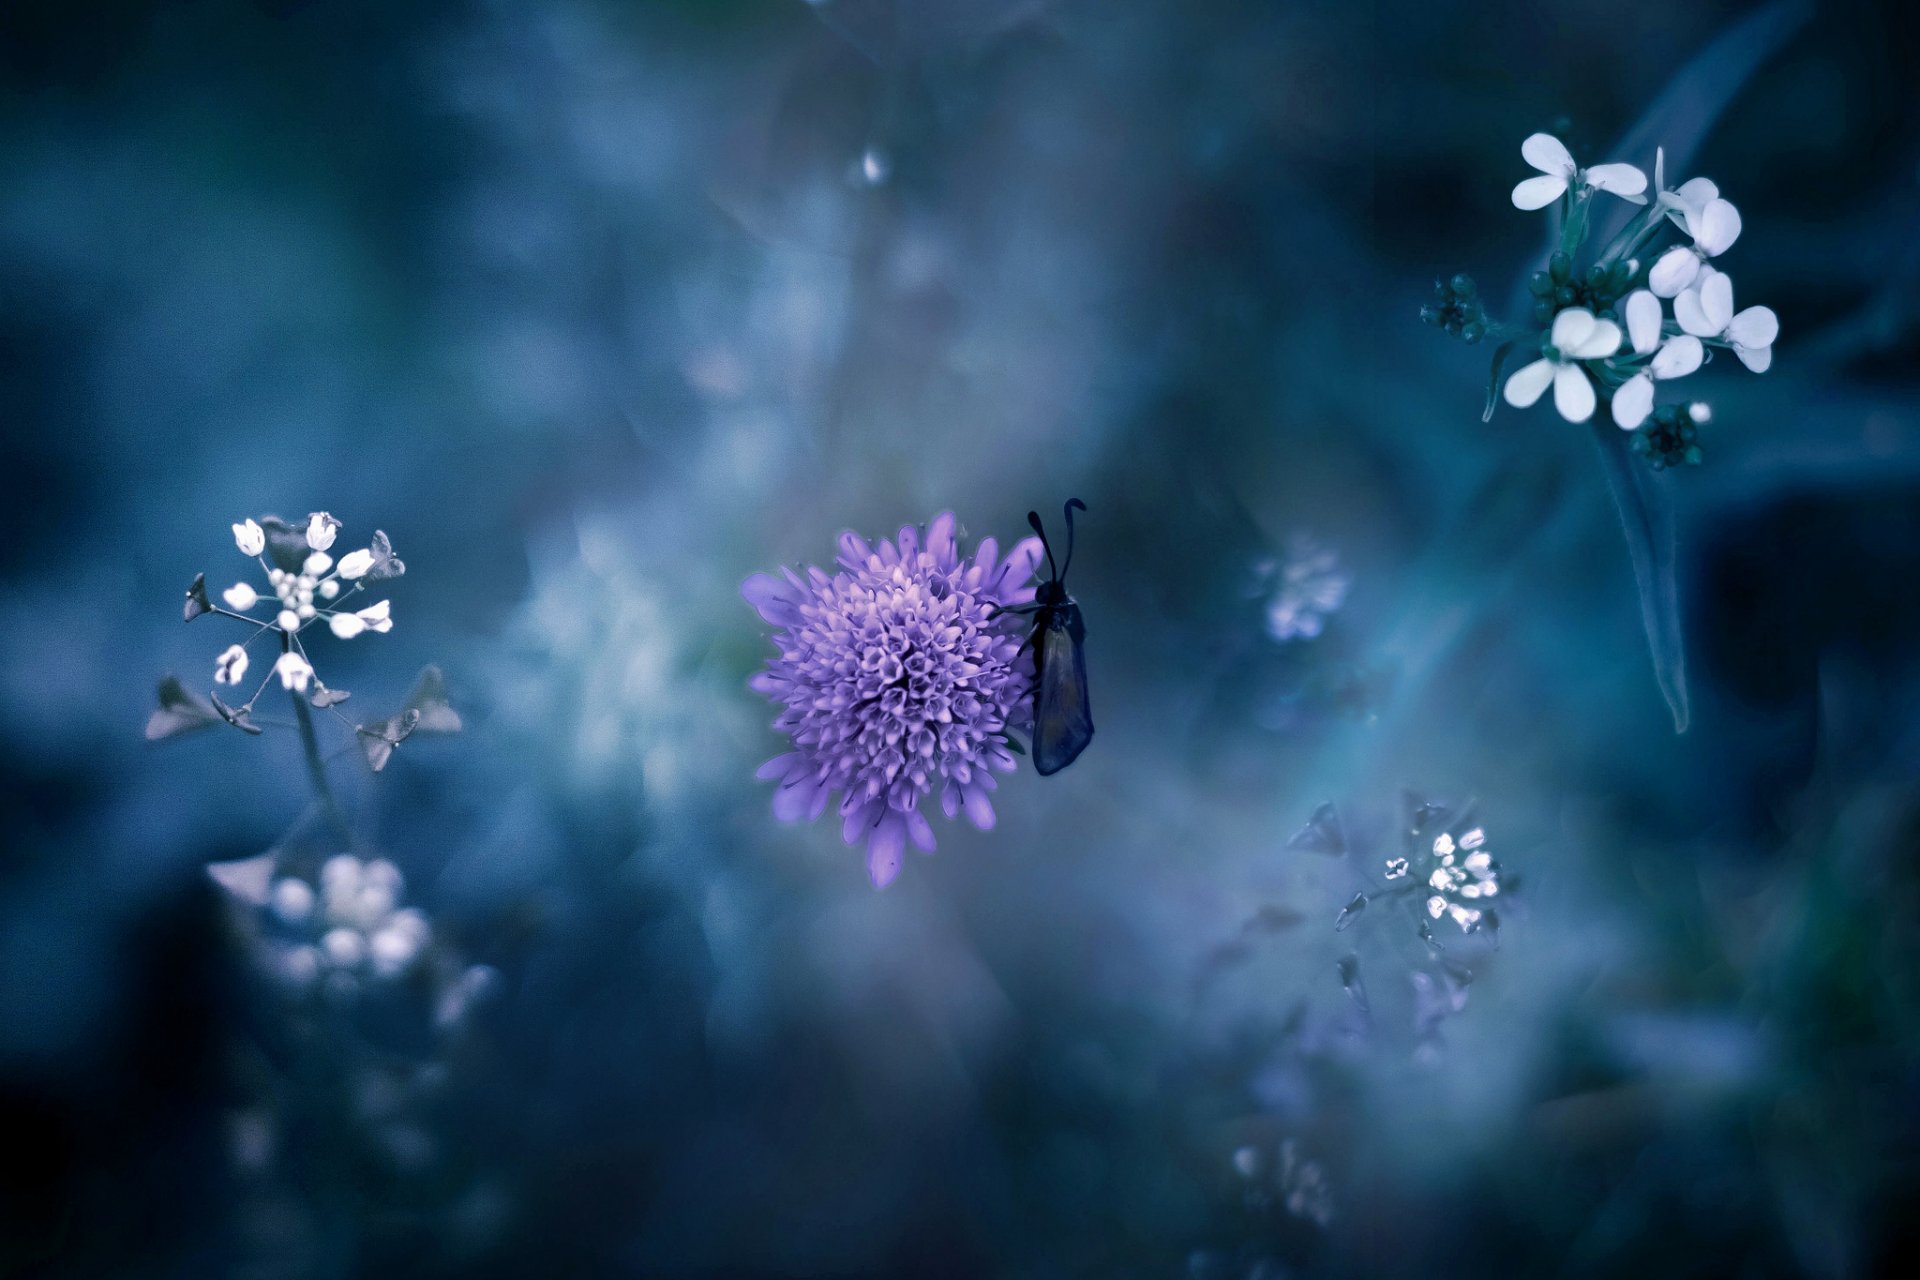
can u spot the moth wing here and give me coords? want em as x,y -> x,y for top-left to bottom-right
1032,622 -> 1093,775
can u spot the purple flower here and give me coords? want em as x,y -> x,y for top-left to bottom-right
743,512 -> 1044,888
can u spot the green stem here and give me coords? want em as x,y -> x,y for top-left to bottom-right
1558,189 -> 1594,259
285,632 -> 353,847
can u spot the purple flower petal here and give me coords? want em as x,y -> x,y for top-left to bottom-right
867,815 -> 907,888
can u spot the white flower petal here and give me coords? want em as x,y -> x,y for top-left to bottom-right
1649,246 -> 1699,298
1611,374 -> 1654,429
233,519 -> 265,557
1568,319 -> 1622,359
1674,288 -> 1717,337
1692,198 -> 1741,256
1652,335 -> 1705,379
1735,344 -> 1773,373
1584,162 -> 1648,200
336,548 -> 375,580
222,583 -> 259,611
1625,290 -> 1663,354
1521,132 -> 1575,176
1553,363 -> 1597,423
1699,272 -> 1734,333
303,551 -> 333,576
1726,305 -> 1778,350
1511,174 -> 1568,210
1675,176 -> 1719,208
276,609 -> 300,631
305,512 -> 340,552
1652,335 -> 1704,379
1502,357 -> 1557,408
357,599 -> 393,633
329,613 -> 367,639
1653,146 -> 1665,193
1549,307 -> 1597,351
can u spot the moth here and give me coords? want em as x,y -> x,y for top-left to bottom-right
1019,499 -> 1094,775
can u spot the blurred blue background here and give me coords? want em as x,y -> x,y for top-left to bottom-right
4,0 -> 1920,1275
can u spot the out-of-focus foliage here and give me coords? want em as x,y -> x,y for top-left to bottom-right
4,0 -> 1920,1276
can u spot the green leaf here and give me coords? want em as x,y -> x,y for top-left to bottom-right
1481,340 -> 1518,423
1591,420 -> 1690,733
146,675 -> 217,740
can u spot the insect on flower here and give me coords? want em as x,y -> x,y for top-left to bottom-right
1010,500 -> 1094,776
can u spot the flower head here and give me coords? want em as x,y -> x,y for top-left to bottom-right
1511,133 -> 1647,210
1410,827 -> 1501,934
744,513 -> 1044,888
1503,307 -> 1622,423
1251,535 -> 1349,642
1676,271 -> 1778,372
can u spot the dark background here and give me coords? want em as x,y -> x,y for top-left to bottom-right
4,0 -> 1920,1276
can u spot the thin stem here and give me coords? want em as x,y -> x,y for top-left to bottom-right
285,631 -> 353,848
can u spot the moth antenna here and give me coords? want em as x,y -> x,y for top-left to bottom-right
1059,498 -> 1086,581
1027,509 -> 1058,580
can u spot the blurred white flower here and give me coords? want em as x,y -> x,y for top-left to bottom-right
1511,133 -> 1647,211
1676,272 -> 1778,372
273,652 -> 313,692
1252,536 -> 1349,642
233,519 -> 266,557
215,644 -> 249,685
223,582 -> 259,610
1503,307 -> 1622,422
336,548 -> 375,580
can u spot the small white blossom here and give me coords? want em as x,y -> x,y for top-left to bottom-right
215,644 -> 249,685
277,609 -> 301,632
303,551 -> 333,576
1676,272 -> 1777,372
306,512 -> 340,552
222,582 -> 258,611
336,547 -> 375,580
273,652 -> 313,692
355,599 -> 393,634
1511,133 -> 1648,211
319,579 -> 341,599
1384,857 -> 1409,879
233,519 -> 266,557
329,612 -> 366,639
1649,197 -> 1741,297
271,877 -> 315,923
1504,307 -> 1622,423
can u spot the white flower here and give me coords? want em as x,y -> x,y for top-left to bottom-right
1511,133 -> 1648,211
1612,291 -> 1706,429
273,651 -> 313,692
336,547 -> 375,580
1675,272 -> 1778,372
277,609 -> 301,632
1384,857 -> 1409,879
271,878 -> 315,924
215,644 -> 249,685
319,580 -> 341,599
305,512 -> 340,552
1649,194 -> 1741,298
1427,895 -> 1447,919
328,613 -> 365,639
356,599 -> 393,634
303,551 -> 333,576
222,582 -> 258,610
1503,307 -> 1622,423
233,519 -> 265,557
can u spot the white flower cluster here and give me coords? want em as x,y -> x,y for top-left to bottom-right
1383,826 -> 1499,933
213,512 -> 399,697
1250,535 -> 1350,642
270,854 -> 433,991
1501,135 -> 1777,431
